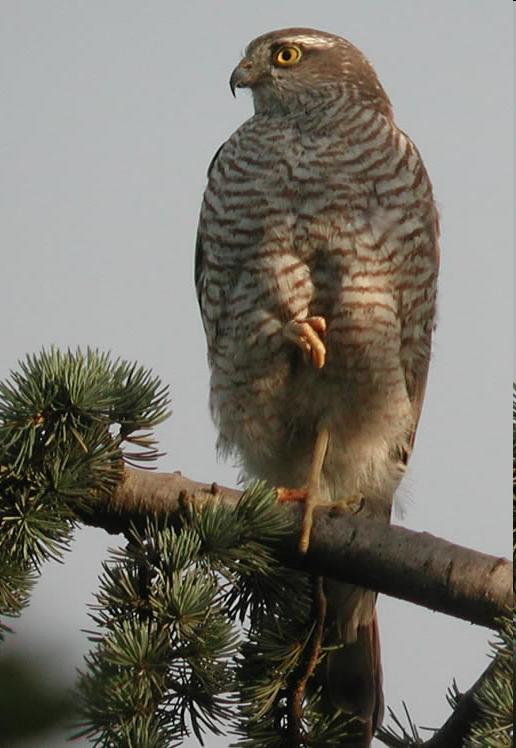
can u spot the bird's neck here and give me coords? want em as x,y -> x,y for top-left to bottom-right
252,82 -> 341,117
252,83 -> 390,131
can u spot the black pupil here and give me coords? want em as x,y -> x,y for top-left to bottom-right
282,49 -> 292,61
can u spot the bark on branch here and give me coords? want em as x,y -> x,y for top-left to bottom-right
81,467 -> 512,630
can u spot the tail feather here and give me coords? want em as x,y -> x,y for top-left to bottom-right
312,582 -> 384,747
326,612 -> 384,728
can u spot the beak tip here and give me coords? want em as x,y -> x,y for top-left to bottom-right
229,61 -> 253,98
229,71 -> 240,98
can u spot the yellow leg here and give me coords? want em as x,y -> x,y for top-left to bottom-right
277,428 -> 363,553
299,425 -> 329,554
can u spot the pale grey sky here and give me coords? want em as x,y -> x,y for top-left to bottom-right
1,2 -> 512,747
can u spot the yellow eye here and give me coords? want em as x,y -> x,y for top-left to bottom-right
274,45 -> 302,66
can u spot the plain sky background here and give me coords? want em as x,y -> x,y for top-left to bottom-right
1,2 -> 512,747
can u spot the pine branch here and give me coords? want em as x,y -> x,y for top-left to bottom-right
77,467 -> 512,631
0,347 -> 170,630
463,614 -> 513,746
377,616 -> 513,747
421,659 -> 497,748
378,663 -> 495,747
0,352 -> 511,747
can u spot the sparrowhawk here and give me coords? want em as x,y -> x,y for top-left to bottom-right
195,27 -> 439,745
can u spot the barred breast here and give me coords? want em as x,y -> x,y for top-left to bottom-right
197,91 -> 439,502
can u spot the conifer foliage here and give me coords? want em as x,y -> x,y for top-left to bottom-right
0,350 -> 512,746
0,348 -> 169,637
75,485 -> 328,746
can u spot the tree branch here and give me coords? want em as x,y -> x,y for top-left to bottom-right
423,658 -> 497,747
378,657 -> 499,747
79,467 -> 512,630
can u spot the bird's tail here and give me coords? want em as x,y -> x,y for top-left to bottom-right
315,582 -> 384,746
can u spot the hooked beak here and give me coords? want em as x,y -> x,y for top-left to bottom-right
229,59 -> 256,97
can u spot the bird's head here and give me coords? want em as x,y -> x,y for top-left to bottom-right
230,28 -> 392,117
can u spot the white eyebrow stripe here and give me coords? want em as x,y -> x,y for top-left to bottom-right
278,35 -> 337,47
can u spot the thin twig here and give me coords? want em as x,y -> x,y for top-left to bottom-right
285,576 -> 327,746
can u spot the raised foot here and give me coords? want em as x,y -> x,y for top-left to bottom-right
284,316 -> 327,369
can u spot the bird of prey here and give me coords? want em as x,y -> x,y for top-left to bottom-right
195,27 -> 439,745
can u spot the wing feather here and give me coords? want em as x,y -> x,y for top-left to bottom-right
194,142 -> 226,326
402,209 -> 440,462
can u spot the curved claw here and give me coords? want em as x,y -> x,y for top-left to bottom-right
284,316 -> 327,369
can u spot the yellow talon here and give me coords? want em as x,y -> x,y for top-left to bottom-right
284,316 -> 327,369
